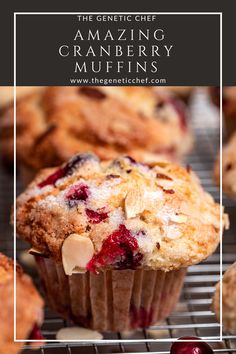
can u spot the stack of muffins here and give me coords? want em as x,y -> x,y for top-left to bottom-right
0,86 -> 228,342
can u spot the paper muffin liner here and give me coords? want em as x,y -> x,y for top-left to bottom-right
35,257 -> 186,331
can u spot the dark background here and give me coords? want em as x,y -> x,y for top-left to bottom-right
0,1 -> 234,85
16,14 -> 220,86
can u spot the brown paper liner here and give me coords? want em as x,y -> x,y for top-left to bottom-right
35,257 -> 186,331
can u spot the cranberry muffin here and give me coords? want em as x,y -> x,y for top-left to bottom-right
214,133 -> 236,199
0,87 -> 45,165
0,86 -> 45,110
15,153 -> 227,331
213,262 -> 236,334
0,253 -> 44,354
1,86 -> 192,182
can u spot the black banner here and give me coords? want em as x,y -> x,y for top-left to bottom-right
15,13 -> 220,86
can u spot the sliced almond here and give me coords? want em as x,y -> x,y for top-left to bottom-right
62,233 -> 94,276
125,187 -> 145,218
170,214 -> 188,224
19,250 -> 36,268
29,247 -> 48,258
56,326 -> 103,341
146,328 -> 169,339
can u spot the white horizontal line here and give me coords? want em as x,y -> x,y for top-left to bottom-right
14,12 -> 222,15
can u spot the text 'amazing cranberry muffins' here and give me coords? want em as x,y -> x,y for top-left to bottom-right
1,86 -> 192,181
0,253 -> 44,354
15,153 -> 226,331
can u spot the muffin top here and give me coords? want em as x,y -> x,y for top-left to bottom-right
213,262 -> 236,334
0,86 -> 45,110
1,86 -> 192,169
0,253 -> 43,352
16,153 -> 227,274
214,133 -> 236,199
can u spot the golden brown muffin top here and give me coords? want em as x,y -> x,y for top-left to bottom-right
16,153 -> 227,274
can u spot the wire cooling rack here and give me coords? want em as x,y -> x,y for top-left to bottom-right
0,88 -> 235,354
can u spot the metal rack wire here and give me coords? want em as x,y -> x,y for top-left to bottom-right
0,88 -> 235,354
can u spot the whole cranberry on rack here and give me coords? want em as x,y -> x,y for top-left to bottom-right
170,337 -> 214,354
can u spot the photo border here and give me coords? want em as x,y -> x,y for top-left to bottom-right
13,11 -> 223,343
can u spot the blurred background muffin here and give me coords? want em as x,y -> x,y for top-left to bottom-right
214,132 -> 236,199
0,87 -> 45,166
0,252 -> 44,354
0,86 -> 193,185
213,262 -> 236,334
0,87 -> 45,111
210,86 -> 236,137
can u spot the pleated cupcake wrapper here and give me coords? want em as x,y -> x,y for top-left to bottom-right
35,257 -> 186,331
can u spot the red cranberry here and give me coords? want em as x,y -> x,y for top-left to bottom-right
28,324 -> 44,340
80,87 -> 107,100
38,153 -> 97,188
65,183 -> 89,207
170,337 -> 213,354
169,97 -> 187,132
86,224 -> 143,272
38,168 -> 65,188
86,208 -> 108,223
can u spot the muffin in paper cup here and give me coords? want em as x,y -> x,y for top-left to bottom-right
16,153 -> 228,331
35,256 -> 186,331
